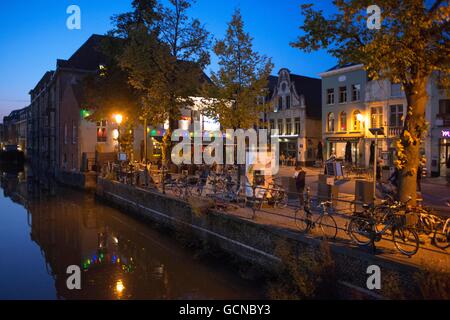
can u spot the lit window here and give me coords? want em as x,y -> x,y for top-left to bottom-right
371,107 -> 383,128
327,113 -> 335,132
97,120 -> 107,142
339,112 -> 347,131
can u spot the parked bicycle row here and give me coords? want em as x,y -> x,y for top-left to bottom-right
101,162 -> 449,257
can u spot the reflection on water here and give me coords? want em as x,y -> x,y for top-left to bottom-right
0,167 -> 262,300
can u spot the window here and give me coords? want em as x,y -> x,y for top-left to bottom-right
72,121 -> 77,144
277,119 -> 283,134
339,112 -> 347,131
339,86 -> 347,103
294,118 -> 301,135
351,84 -> 361,101
352,110 -> 363,131
286,96 -> 291,109
391,83 -> 402,97
64,123 -> 67,145
97,120 -> 107,142
269,120 -> 275,131
327,89 -> 335,105
439,99 -> 450,115
389,105 -> 404,127
278,97 -> 283,110
371,107 -> 383,128
286,119 -> 292,135
327,113 -> 335,132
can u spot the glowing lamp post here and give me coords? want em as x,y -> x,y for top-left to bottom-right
114,114 -> 123,153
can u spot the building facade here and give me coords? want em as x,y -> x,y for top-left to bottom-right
320,64 -> 367,166
265,68 -> 322,166
1,106 -> 29,153
28,35 -> 107,181
321,63 -> 450,177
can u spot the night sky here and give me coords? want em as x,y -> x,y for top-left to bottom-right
0,0 -> 337,119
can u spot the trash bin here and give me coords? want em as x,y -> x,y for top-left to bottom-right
355,179 -> 374,204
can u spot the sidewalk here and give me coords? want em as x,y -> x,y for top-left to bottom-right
276,166 -> 450,216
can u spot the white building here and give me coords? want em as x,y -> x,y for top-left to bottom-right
264,68 -> 322,166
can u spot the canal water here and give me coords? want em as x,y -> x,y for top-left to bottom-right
0,167 -> 263,300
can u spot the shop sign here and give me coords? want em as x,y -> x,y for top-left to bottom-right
442,129 -> 450,138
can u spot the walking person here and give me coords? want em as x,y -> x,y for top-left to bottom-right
294,166 -> 306,207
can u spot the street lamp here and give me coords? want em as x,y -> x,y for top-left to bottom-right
114,114 -> 123,153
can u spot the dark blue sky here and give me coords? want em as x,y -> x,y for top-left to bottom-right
0,0 -> 337,119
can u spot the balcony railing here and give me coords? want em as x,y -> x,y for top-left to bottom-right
388,126 -> 403,137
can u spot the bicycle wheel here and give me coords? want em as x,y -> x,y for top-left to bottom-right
294,209 -> 310,233
433,223 -> 450,250
393,227 -> 419,256
276,192 -> 289,208
318,214 -> 338,240
348,217 -> 373,246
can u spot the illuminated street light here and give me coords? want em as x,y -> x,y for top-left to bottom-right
114,114 -> 123,125
356,113 -> 364,122
114,114 -> 124,154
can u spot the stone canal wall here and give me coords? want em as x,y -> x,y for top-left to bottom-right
96,178 -> 426,299
56,170 -> 97,191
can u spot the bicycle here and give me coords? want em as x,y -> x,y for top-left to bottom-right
347,200 -> 420,257
433,217 -> 450,250
257,182 -> 288,209
294,190 -> 338,240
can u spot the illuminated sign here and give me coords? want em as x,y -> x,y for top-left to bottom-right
442,130 -> 450,138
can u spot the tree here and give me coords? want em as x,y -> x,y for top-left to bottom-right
110,0 -> 211,165
203,9 -> 273,184
82,37 -> 142,157
292,0 -> 449,203
82,38 -> 141,120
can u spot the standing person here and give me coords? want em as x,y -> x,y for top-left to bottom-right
294,166 -> 306,206
376,160 -> 382,182
417,164 -> 423,192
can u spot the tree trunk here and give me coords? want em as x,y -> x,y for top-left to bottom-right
162,116 -> 178,169
398,77 -> 428,204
